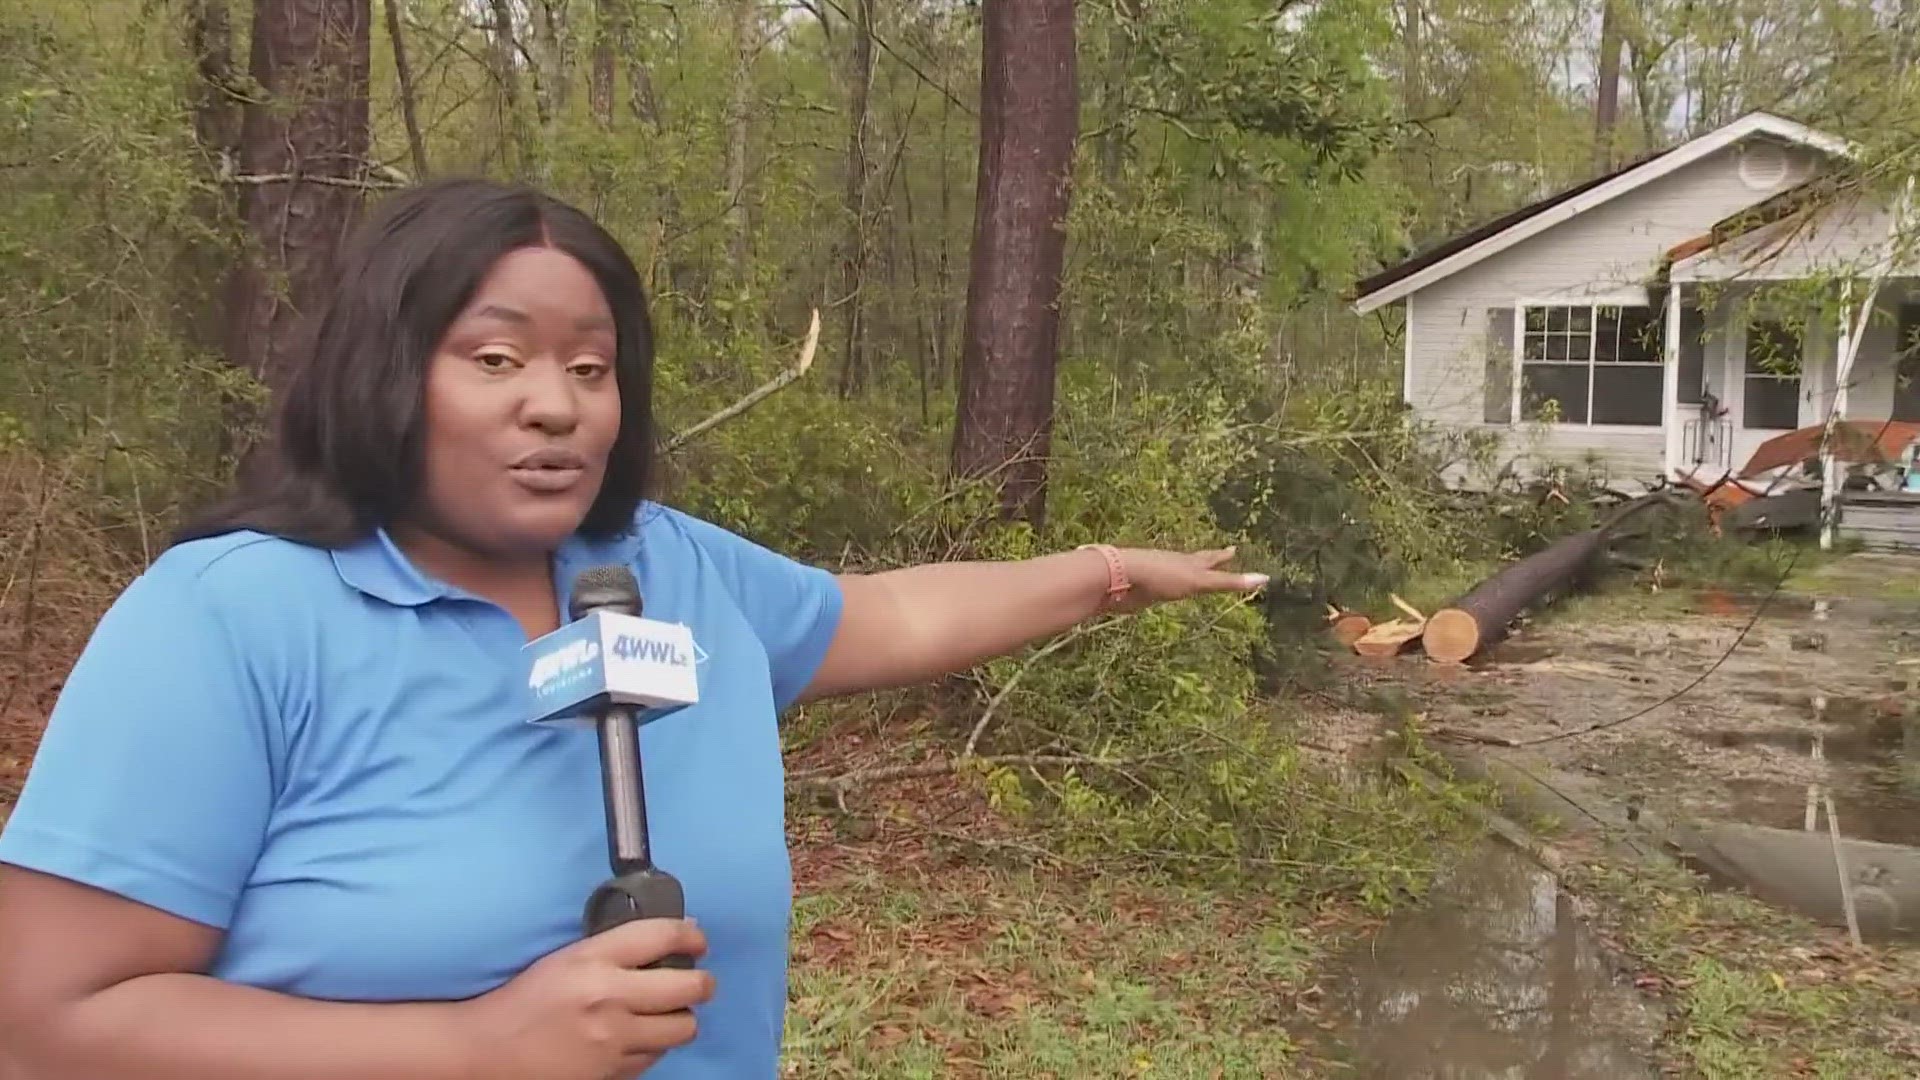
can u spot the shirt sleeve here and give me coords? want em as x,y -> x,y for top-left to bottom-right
0,561 -> 278,931
666,510 -> 845,712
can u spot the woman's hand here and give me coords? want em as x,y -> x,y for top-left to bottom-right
463,919 -> 713,1080
1106,545 -> 1268,613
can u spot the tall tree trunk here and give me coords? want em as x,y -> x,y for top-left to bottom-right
527,0 -> 572,183
615,6 -> 685,296
1594,0 -> 1622,171
934,77 -> 955,391
487,0 -> 538,178
183,0 -> 240,358
223,0 -> 372,405
590,0 -> 617,127
724,0 -> 758,287
383,0 -> 429,178
836,0 -> 876,396
1402,0 -> 1423,117
182,0 -> 243,468
949,0 -> 1078,528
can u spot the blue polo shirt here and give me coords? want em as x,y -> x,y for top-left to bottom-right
0,503 -> 843,1078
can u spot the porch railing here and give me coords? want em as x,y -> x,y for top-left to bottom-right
1683,414 -> 1734,472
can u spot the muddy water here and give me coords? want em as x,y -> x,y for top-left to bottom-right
1690,700 -> 1920,849
1324,840 -> 1662,1078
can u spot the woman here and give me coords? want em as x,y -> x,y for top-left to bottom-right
0,178 -> 1265,1079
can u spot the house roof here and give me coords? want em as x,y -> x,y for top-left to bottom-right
1349,112 -> 1854,314
1663,174 -> 1849,265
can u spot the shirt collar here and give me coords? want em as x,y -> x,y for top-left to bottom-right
330,523 -> 646,608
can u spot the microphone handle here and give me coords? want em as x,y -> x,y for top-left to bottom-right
586,704 -> 692,968
595,704 -> 651,873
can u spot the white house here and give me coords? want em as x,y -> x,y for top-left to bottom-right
1350,111 -> 1920,498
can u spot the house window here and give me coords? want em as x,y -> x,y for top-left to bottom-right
1743,319 -> 1801,430
1518,305 -> 1664,426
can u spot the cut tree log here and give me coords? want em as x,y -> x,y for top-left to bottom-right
1354,618 -> 1426,658
1326,603 -> 1372,647
1421,491 -> 1684,665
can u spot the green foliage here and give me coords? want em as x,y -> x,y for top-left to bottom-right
898,378 -> 1474,901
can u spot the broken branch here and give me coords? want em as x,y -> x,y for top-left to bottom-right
789,753 -> 1141,792
663,308 -> 820,452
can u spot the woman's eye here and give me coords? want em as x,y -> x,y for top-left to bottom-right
475,350 -> 517,370
570,357 -> 611,379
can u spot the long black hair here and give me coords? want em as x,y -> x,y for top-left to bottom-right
175,177 -> 657,549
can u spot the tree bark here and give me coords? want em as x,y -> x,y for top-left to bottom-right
724,0 -> 759,286
223,0 -> 373,401
383,0 -> 430,178
949,0 -> 1078,527
836,0 -> 876,395
182,0 -> 240,358
1422,527 -> 1610,664
1594,0 -> 1622,171
487,0 -> 538,177
590,0 -> 617,127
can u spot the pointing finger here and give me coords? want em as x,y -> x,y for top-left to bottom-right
1201,569 -> 1268,593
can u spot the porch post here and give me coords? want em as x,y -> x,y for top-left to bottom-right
1823,283 -> 1856,551
1662,282 -> 1683,481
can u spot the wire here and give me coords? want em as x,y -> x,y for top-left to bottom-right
1497,245 -> 1915,748
1503,539 -> 1800,747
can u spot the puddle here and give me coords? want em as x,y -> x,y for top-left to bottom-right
1322,840 -> 1662,1078
1694,707 -> 1920,849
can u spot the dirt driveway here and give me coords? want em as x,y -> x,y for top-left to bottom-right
1390,551 -> 1920,852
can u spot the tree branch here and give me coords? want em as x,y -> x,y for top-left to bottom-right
788,752 -> 1143,791
223,171 -> 407,191
663,307 -> 819,452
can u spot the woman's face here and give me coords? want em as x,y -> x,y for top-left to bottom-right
413,245 -> 623,561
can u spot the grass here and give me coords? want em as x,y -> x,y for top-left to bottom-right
1559,846 -> 1919,1078
779,831 -> 1367,1078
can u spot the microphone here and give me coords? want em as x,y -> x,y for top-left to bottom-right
522,564 -> 699,963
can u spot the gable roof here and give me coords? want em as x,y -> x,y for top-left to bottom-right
1349,112 -> 1854,314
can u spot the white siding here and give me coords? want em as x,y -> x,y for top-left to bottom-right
1404,137 -> 1832,486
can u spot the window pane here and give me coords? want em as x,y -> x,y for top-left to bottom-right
1525,308 -> 1547,334
1618,307 -> 1663,362
1548,307 -> 1569,333
1569,306 -> 1593,333
1545,334 -> 1568,360
1591,366 -> 1664,425
1522,364 -> 1590,423
1595,308 -> 1621,361
1677,305 -> 1706,405
1744,376 -> 1800,430
1523,333 -> 1547,361
1567,331 -> 1591,361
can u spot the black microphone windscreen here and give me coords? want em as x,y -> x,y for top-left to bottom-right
569,564 -> 642,620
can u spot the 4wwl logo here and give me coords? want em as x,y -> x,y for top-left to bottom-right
529,637 -> 600,693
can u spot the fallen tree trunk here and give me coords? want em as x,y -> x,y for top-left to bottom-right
1422,492 -> 1683,664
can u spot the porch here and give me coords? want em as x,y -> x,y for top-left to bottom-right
1660,278 -> 1920,486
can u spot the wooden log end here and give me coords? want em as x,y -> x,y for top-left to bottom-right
1422,608 -> 1482,665
1354,619 -> 1425,658
1330,614 -> 1372,646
